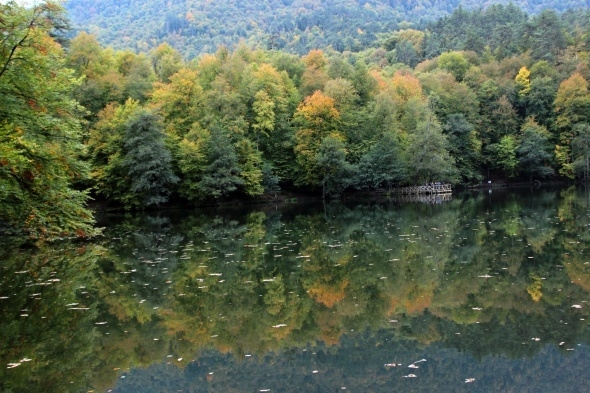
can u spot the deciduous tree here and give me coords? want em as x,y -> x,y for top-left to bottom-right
517,118 -> 554,182
0,1 -> 96,239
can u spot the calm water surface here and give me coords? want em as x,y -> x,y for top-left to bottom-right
2,187 -> 590,392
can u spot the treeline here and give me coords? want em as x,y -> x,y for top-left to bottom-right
3,1 -> 590,238
65,0 -> 590,58
73,4 -> 590,207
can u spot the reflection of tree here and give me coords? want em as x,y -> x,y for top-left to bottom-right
0,241 -> 102,393
6,189 -> 590,392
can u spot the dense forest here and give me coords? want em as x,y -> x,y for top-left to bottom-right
65,0 -> 590,57
3,0 -> 590,238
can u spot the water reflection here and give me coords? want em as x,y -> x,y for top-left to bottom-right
2,187 -> 590,391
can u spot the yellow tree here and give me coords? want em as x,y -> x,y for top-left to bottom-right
248,63 -> 295,146
150,67 -> 204,140
294,91 -> 343,187
390,70 -> 428,136
300,49 -> 329,96
515,66 -> 531,97
554,72 -> 590,177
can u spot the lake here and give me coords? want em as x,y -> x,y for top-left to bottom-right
2,187 -> 590,392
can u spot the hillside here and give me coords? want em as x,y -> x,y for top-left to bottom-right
65,0 -> 589,58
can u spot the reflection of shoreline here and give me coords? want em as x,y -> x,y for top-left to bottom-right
6,188 -> 590,393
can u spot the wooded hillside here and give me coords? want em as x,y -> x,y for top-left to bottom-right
3,0 -> 590,239
65,0 -> 590,58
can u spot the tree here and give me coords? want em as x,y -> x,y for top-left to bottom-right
67,32 -> 123,121
177,124 -> 210,201
247,63 -> 296,151
300,49 -> 329,97
150,43 -> 183,83
122,111 -> 179,208
150,67 -> 204,139
491,95 -> 520,138
525,76 -> 557,128
444,114 -> 482,184
523,10 -> 566,62
437,52 -> 470,82
324,78 -> 359,112
515,67 -> 531,97
389,70 -> 428,136
488,135 -> 519,178
117,51 -> 155,102
294,91 -> 342,188
420,71 -> 479,124
87,99 -> 144,206
195,129 -> 244,200
517,118 -> 554,182
0,1 -> 96,239
316,136 -> 356,198
405,119 -> 458,184
572,123 -> 590,181
554,73 -> 590,178
357,132 -> 406,190
394,40 -> 420,68
251,90 -> 275,145
235,138 -> 264,197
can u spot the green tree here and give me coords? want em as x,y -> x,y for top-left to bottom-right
117,51 -> 155,102
437,52 -> 470,82
0,1 -> 95,239
177,124 -> 210,201
444,114 -> 482,184
87,99 -> 142,206
523,10 -> 567,62
67,32 -> 123,121
517,118 -> 554,182
420,71 -> 479,124
405,119 -> 458,184
357,132 -> 406,190
316,136 -> 356,198
394,40 -> 420,68
150,43 -> 183,82
122,111 -> 179,208
488,135 -> 519,178
195,128 -> 244,200
526,76 -> 557,128
235,138 -> 264,197
572,123 -> 590,181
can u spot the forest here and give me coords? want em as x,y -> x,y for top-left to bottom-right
64,0 -> 590,57
2,0 -> 590,239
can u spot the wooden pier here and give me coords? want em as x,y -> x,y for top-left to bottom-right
389,184 -> 452,195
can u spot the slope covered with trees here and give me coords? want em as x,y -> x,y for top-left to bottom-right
4,0 -> 590,237
65,0 -> 590,58
61,3 -> 590,211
